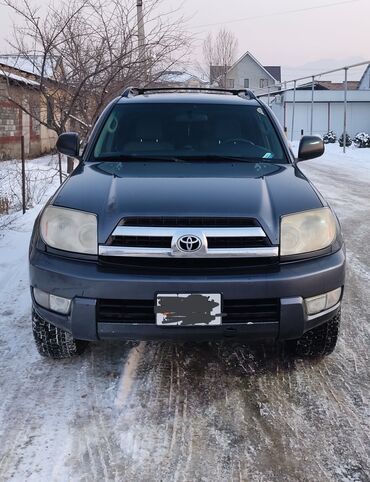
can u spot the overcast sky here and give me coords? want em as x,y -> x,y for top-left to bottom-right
0,0 -> 369,81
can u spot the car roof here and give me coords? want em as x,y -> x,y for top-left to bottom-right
117,92 -> 260,106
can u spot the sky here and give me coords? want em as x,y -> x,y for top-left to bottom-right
0,0 -> 369,81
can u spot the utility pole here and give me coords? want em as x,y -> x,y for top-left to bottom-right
137,1 -> 145,60
136,1 -> 147,84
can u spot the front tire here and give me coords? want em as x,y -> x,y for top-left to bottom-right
287,312 -> 341,358
32,309 -> 88,359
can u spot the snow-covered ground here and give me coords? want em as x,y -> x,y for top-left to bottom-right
0,154 -> 65,228
0,146 -> 369,481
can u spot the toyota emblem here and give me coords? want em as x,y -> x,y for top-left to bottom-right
177,235 -> 202,252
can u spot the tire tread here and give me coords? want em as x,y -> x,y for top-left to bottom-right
288,312 -> 341,357
32,309 -> 87,359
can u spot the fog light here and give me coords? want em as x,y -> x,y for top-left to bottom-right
33,288 -> 71,315
305,295 -> 326,315
33,288 -> 49,310
50,294 -> 71,315
305,288 -> 342,316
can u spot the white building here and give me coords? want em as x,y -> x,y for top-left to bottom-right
210,51 -> 281,92
359,64 -> 370,90
263,76 -> 370,140
155,70 -> 207,88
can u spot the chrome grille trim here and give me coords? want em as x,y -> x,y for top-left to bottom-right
111,226 -> 266,238
99,246 -> 278,259
100,225 -> 278,258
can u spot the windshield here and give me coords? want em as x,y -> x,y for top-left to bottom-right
93,102 -> 287,162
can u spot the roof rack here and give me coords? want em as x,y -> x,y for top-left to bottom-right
121,86 -> 257,100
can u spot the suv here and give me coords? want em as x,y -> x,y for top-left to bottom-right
29,87 -> 345,359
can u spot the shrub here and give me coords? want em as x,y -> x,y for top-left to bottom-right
0,196 -> 9,214
338,133 -> 352,147
323,130 -> 337,144
353,132 -> 370,148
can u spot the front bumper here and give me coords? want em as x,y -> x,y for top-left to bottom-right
29,248 -> 345,342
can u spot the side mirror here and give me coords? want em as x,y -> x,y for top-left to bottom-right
297,136 -> 324,161
56,132 -> 80,158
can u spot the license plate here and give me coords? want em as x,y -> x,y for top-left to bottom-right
155,293 -> 222,327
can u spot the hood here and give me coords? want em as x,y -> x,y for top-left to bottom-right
52,161 -> 323,245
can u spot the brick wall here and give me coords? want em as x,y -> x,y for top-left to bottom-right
0,79 -> 41,159
0,99 -> 22,159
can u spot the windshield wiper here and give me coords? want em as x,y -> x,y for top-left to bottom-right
172,155 -> 266,163
94,154 -> 274,163
94,154 -> 187,162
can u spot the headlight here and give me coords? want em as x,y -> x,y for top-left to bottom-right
281,207 -> 337,256
40,206 -> 97,254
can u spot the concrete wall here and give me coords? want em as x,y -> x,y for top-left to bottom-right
226,55 -> 276,90
264,90 -> 370,140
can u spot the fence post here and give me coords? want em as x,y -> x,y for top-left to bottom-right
21,135 -> 26,215
291,80 -> 297,142
310,76 -> 315,135
58,152 -> 63,185
67,156 -> 74,174
343,67 -> 348,154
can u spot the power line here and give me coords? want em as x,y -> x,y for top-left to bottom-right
192,0 -> 361,29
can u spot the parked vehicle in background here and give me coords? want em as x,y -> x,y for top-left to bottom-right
29,87 -> 345,359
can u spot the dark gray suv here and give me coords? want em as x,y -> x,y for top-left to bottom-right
29,87 -> 345,359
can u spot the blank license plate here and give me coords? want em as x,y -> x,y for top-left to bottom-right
155,293 -> 222,327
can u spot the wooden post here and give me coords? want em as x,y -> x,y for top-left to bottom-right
21,135 -> 26,214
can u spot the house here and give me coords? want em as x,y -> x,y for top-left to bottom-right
0,71 -> 42,159
0,55 -> 59,159
0,54 -> 57,78
358,64 -> 370,90
210,51 -> 281,91
154,70 -> 207,88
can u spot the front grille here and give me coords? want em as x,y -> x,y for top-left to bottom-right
97,298 -> 280,324
120,217 -> 258,227
110,236 -> 172,248
98,299 -> 155,323
207,236 -> 269,249
222,299 -> 279,323
109,235 -> 269,249
98,256 -> 279,275
100,216 -> 277,264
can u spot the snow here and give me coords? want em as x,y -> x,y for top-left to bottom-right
0,154 -> 65,227
0,71 -> 40,87
0,146 -> 370,481
158,70 -> 205,85
0,54 -> 54,78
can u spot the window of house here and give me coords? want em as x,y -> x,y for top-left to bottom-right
244,79 -> 250,88
227,79 -> 234,88
259,79 -> 268,88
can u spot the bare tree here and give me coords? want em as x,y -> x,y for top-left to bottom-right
1,0 -> 190,138
203,28 -> 238,87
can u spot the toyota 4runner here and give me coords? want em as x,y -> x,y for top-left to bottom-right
29,87 -> 345,359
